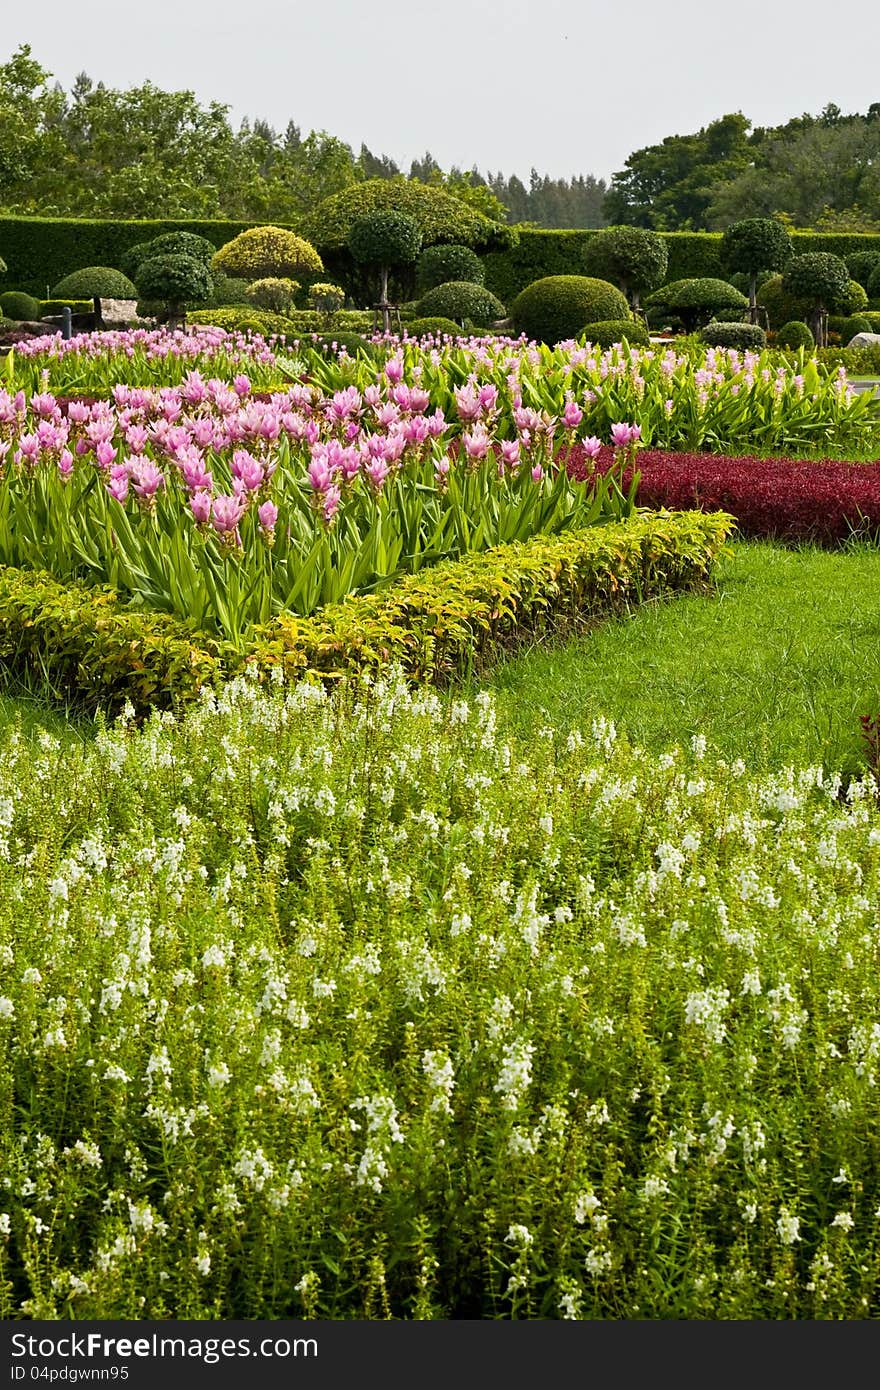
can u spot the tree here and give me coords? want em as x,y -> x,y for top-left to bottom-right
582,227 -> 668,311
211,227 -> 323,282
604,114 -> 752,229
348,211 -> 422,333
720,218 -> 792,320
134,254 -> 211,327
782,253 -> 851,345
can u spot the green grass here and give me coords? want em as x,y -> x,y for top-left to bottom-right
479,540 -> 880,773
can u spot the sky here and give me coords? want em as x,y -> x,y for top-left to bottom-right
6,0 -> 880,183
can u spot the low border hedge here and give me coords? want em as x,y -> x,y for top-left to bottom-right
0,512 -> 732,712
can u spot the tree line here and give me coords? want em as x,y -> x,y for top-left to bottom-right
1,45 -> 876,231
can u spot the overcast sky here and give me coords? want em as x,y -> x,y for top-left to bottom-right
6,0 -> 880,183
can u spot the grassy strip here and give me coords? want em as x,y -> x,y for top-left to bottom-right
0,511 -> 733,712
482,539 -> 880,773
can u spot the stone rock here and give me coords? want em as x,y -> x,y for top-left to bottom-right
847,332 -> 880,349
98,297 -> 139,327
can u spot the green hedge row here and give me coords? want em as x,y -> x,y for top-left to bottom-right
482,229 -> 880,305
0,217 -> 295,297
0,511 -> 733,711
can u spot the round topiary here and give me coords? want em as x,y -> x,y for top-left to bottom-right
245,277 -> 300,313
651,278 -> 749,331
579,319 -> 650,348
582,227 -> 668,309
782,253 -> 851,344
776,320 -> 815,349
310,332 -> 374,358
120,241 -> 155,280
0,290 -> 41,321
511,275 -> 629,344
415,280 -> 505,327
406,316 -> 465,339
835,314 -> 872,343
304,179 -> 511,254
201,273 -> 250,308
51,267 -> 138,300
720,218 -> 792,309
756,275 -> 811,330
700,320 -> 767,350
134,255 -> 212,321
844,251 -> 880,289
348,212 -> 423,271
212,227 -> 323,283
142,232 -> 216,268
727,270 -> 774,296
843,279 -> 869,314
415,243 -> 485,293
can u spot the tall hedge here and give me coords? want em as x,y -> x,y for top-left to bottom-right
0,217 -> 293,297
481,228 -> 880,306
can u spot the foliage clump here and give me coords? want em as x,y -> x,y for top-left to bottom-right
582,226 -> 668,309
415,280 -> 505,328
776,320 -> 815,349
51,266 -> 137,300
700,320 -> 767,350
415,243 -> 485,293
511,276 -> 629,343
244,278 -> 300,313
0,290 -> 41,321
580,319 -> 650,348
212,226 -> 323,282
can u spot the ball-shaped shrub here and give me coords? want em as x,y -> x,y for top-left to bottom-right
51,267 -> 138,300
308,282 -> 346,314
656,278 -> 749,331
776,320 -> 815,349
700,320 -> 767,350
120,241 -> 155,280
579,319 -> 650,348
304,179 -> 510,254
783,253 -> 851,311
202,274 -> 250,308
415,280 -> 505,327
720,218 -> 792,292
134,255 -> 212,317
415,243 -> 485,293
756,275 -> 810,330
835,314 -> 872,343
212,227 -> 323,283
582,227 -> 668,306
844,251 -> 880,289
0,290 -> 41,321
843,279 -> 869,313
406,316 -> 465,339
511,276 -> 629,344
348,211 -> 422,270
143,232 -> 216,268
245,277 -> 300,313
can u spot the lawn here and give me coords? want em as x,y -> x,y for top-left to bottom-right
481,539 -> 880,773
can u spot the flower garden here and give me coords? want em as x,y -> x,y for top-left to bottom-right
1,214 -> 880,1321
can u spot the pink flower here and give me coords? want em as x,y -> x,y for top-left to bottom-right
582,436 -> 603,459
57,449 -> 75,479
562,399 -> 583,430
257,500 -> 278,530
531,464 -> 544,482
212,493 -> 246,535
384,355 -> 405,385
322,485 -> 341,524
365,458 -> 390,491
190,489 -> 213,525
454,385 -> 481,422
233,374 -> 252,397
610,422 -> 639,448
130,460 -> 165,502
463,425 -> 491,461
105,471 -> 129,504
501,439 -> 521,469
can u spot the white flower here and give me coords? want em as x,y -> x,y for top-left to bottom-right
831,1211 -> 854,1231
641,1175 -> 670,1200
574,1190 -> 601,1224
505,1224 -> 533,1248
207,1062 -> 231,1088
0,997 -> 14,1021
776,1209 -> 801,1245
584,1247 -> 612,1276
494,1038 -> 534,1111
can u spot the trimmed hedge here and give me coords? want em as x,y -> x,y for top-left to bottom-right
511,276 -> 629,343
483,228 -> 880,307
580,319 -> 650,348
0,512 -> 733,712
404,316 -> 465,339
700,320 -> 767,350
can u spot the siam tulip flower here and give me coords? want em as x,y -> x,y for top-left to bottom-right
211,492 -> 247,538
321,485 -> 342,525
308,456 -> 334,493
16,434 -> 41,465
233,374 -> 252,397
57,449 -> 75,480
328,386 -> 363,423
384,354 -> 405,385
562,398 -> 583,430
402,416 -> 430,446
433,456 -> 450,489
610,422 -> 639,448
130,459 -> 166,505
181,371 -> 207,405
375,401 -> 401,429
531,464 -> 544,482
257,499 -> 278,531
105,470 -> 129,504
231,450 -> 265,493
94,439 -> 118,469
501,439 -> 521,471
426,408 -> 446,438
478,383 -> 499,414
581,436 -> 603,460
453,384 -> 481,422
408,386 -> 431,414
363,384 -> 382,408
124,424 -> 149,454
462,424 -> 491,462
190,489 -> 213,525
365,457 -> 390,491
31,393 -> 59,420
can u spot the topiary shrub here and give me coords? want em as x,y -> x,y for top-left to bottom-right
776,320 -> 815,349
844,251 -> 880,290
186,307 -> 294,337
782,253 -> 851,346
579,319 -> 650,348
700,320 -> 767,350
51,267 -> 138,300
141,232 -> 216,268
511,275 -> 629,344
647,278 -> 749,332
720,218 -> 792,316
415,280 -> 505,328
415,243 -> 485,293
727,269 -> 773,297
304,180 -> 511,254
245,277 -> 300,313
348,212 -> 423,330
212,227 -> 323,283
582,227 -> 668,310
200,273 -> 250,308
843,280 -> 869,314
307,282 -> 346,321
134,255 -> 212,326
120,241 -> 155,280
0,290 -> 41,321
309,332 -> 374,357
406,316 -> 466,339
832,314 -> 872,343
756,275 -> 811,330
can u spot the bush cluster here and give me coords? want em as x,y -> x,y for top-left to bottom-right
50,266 -> 138,300
700,320 -> 767,350
245,277 -> 301,313
579,319 -> 650,348
415,243 -> 485,293
405,316 -> 464,339
415,280 -> 505,327
0,290 -> 40,321
212,226 -> 323,282
511,275 -> 629,343
776,320 -> 814,349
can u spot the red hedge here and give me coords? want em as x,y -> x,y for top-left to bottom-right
567,447 -> 880,544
